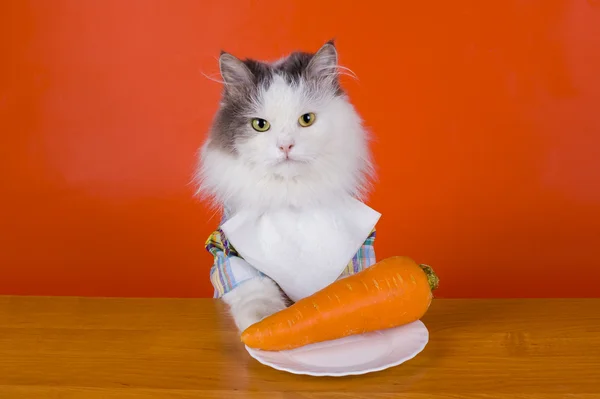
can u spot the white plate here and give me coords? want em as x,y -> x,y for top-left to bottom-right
245,320 -> 429,377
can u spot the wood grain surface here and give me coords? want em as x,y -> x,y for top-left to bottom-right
0,297 -> 598,398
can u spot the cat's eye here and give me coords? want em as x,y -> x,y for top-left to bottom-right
298,112 -> 316,127
251,118 -> 270,132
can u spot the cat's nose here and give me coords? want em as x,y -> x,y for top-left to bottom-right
278,143 -> 294,157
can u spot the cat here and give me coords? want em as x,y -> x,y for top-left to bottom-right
196,41 -> 375,331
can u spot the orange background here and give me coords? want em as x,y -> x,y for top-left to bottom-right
1,1 -> 599,298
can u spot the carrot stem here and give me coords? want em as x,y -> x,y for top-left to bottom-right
419,264 -> 439,291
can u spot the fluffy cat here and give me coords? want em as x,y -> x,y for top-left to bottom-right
196,41 -> 374,331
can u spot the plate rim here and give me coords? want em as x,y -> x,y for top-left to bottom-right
244,320 -> 429,377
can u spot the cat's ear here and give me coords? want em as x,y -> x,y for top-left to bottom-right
306,41 -> 338,80
219,51 -> 253,90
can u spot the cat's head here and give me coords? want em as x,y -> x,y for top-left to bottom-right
197,41 -> 373,213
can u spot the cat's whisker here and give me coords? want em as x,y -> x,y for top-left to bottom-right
338,72 -> 359,81
337,65 -> 359,79
320,72 -> 358,81
201,71 -> 228,85
320,65 -> 359,80
206,207 -> 222,223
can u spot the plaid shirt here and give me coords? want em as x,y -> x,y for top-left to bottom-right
206,211 -> 377,299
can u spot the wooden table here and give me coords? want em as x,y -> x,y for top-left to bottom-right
0,297 -> 599,398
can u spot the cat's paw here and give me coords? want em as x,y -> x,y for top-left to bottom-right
222,277 -> 287,332
232,296 -> 287,332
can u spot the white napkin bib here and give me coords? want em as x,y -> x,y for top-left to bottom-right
220,198 -> 381,302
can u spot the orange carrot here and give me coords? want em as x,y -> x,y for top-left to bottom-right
241,256 -> 439,351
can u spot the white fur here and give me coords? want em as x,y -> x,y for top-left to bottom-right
197,74 -> 373,214
222,276 -> 288,331
197,55 -> 373,331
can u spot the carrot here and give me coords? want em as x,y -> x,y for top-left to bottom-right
241,256 -> 439,351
